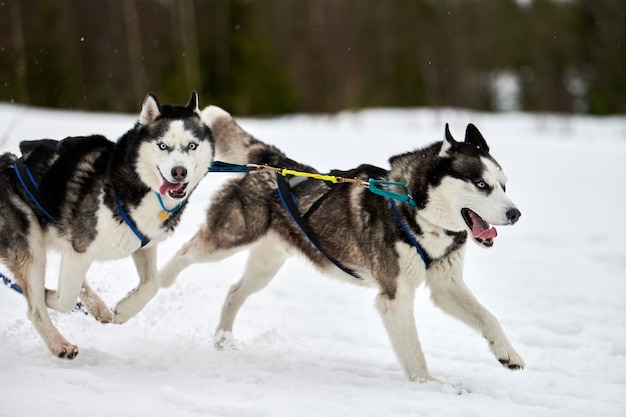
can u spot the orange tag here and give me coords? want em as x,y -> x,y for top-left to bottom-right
159,211 -> 170,221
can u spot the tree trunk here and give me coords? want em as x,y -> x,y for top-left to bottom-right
177,0 -> 202,94
9,0 -> 27,103
122,0 -> 147,105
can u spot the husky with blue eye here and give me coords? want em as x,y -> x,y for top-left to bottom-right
0,92 -> 214,359
160,106 -> 524,384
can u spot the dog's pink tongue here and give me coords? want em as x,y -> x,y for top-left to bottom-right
475,226 -> 498,240
470,211 -> 498,240
159,180 -> 184,195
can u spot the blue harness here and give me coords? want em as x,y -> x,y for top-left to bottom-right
209,161 -> 430,277
13,160 -> 58,223
276,174 -> 362,279
275,174 -> 430,279
113,191 -> 150,247
13,158 -> 150,247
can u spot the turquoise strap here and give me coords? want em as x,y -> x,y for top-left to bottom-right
367,179 -> 417,208
155,192 -> 185,214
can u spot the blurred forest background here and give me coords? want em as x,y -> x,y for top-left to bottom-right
0,0 -> 624,116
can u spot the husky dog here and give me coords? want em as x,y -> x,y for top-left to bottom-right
0,92 -> 213,359
159,107 -> 524,383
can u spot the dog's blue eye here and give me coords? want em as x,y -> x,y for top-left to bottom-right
158,143 -> 168,151
476,181 -> 487,189
188,143 -> 197,150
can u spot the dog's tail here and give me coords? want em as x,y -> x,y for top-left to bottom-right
201,105 -> 262,166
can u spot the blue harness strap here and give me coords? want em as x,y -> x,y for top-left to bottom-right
387,187 -> 430,268
13,160 -> 58,223
276,173 -> 362,280
114,190 -> 150,247
1,271 -> 24,294
208,161 -> 251,173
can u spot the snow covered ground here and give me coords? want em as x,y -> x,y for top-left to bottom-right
0,103 -> 625,417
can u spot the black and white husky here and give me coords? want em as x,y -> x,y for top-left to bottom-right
0,92 -> 214,359
159,107 -> 525,383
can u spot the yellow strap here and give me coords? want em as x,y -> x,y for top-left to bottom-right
280,168 -> 340,183
248,164 -> 365,186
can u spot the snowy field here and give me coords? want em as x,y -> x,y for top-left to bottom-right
0,102 -> 625,417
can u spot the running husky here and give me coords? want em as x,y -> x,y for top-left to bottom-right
0,92 -> 213,359
159,107 -> 524,383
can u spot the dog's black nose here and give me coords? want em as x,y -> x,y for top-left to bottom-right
507,208 -> 521,224
171,166 -> 187,180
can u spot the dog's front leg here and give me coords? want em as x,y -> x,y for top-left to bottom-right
375,276 -> 438,383
46,250 -> 92,313
426,253 -> 525,371
112,245 -> 159,324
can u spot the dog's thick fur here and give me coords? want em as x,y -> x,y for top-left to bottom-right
0,92 -> 214,359
159,106 -> 525,382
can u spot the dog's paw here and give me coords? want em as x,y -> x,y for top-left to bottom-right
488,338 -> 525,371
214,330 -> 237,351
92,307 -> 114,324
111,286 -> 157,324
111,300 -> 134,324
58,345 -> 79,360
417,375 -> 442,384
495,347 -> 525,370
83,297 -> 113,323
79,287 -> 113,323
47,335 -> 79,360
111,309 -> 131,324
498,353 -> 525,371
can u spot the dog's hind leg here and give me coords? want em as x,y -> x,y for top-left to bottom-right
0,198 -> 78,358
16,251 -> 79,359
375,274 -> 437,383
426,252 -> 525,371
79,281 -> 113,323
215,238 -> 289,349
112,245 -> 159,324
159,231 -> 242,288
161,182 -> 274,288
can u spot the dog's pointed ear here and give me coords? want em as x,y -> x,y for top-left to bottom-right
187,91 -> 200,114
464,123 -> 489,153
140,92 -> 161,125
439,123 -> 457,156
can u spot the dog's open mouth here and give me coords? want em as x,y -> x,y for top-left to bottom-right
461,208 -> 498,247
159,180 -> 188,199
